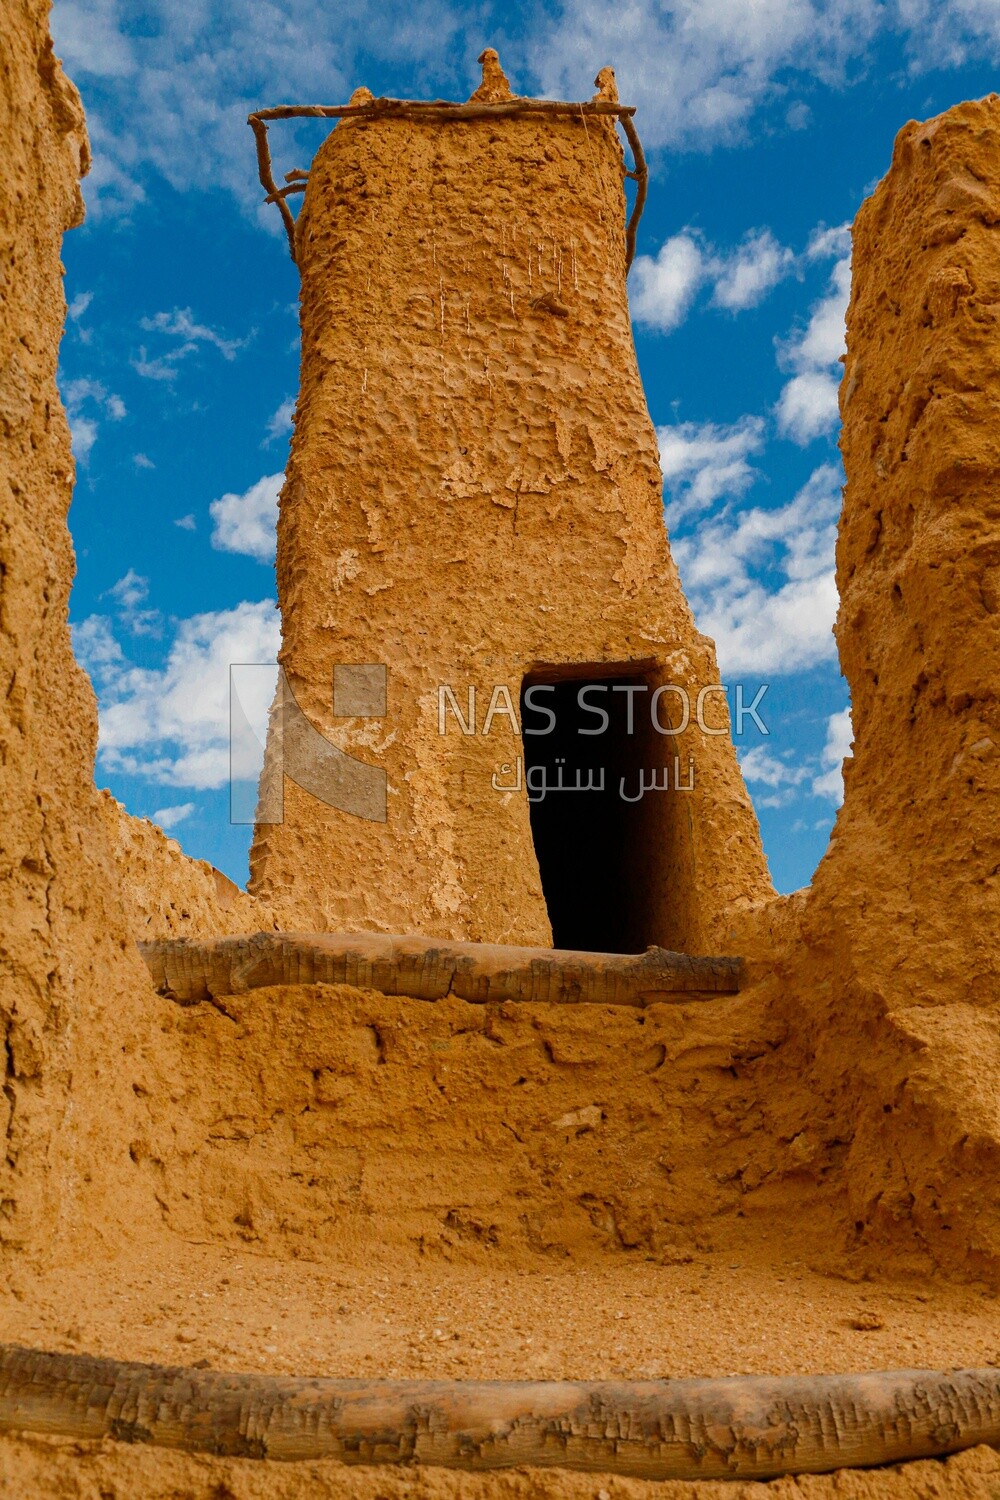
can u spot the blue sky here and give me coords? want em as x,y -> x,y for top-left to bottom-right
52,0 -> 1000,895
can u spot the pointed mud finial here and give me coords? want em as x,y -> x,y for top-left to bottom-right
348,86 -> 374,108
469,47 -> 513,103
593,66 -> 618,104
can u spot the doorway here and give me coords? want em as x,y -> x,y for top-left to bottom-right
520,670 -> 655,954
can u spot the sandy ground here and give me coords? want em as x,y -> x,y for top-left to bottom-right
2,1434 -> 1000,1499
3,1232 -> 1000,1497
2,1236 -> 1000,1496
2,1238 -> 998,1381
1,1235 -> 997,1382
3,1230 -> 995,1380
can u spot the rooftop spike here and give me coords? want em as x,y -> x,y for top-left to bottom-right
469,47 -> 513,103
593,65 -> 619,104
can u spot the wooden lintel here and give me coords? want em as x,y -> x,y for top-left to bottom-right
138,930 -> 741,1007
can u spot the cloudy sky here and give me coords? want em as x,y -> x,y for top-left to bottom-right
53,0 -> 1000,893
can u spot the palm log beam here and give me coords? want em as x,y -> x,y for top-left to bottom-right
0,1347 -> 998,1479
138,930 -> 741,1007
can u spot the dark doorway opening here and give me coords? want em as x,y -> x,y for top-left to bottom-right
520,670 -> 653,954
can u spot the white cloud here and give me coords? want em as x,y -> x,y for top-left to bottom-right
658,415 -> 765,524
711,229 -> 796,312
646,234 -> 852,679
782,257 -> 852,369
61,375 -> 127,463
631,222 -> 824,334
69,414 -> 98,463
266,397 -> 295,443
152,801 -> 195,830
775,256 -> 850,444
104,569 -> 162,636
630,233 -> 705,332
134,453 -> 155,470
672,462 -> 841,674
52,0 -> 134,79
72,614 -> 125,677
534,0 -> 883,151
107,570 -> 147,612
132,349 -> 178,383
775,371 -> 842,446
49,0 -> 1000,222
739,745 -> 810,807
133,307 -> 249,381
84,149 -> 147,219
896,0 -> 1000,70
740,746 -> 809,789
140,308 -> 247,361
68,290 -> 93,320
209,473 -> 281,563
73,599 -> 280,791
63,377 -> 125,416
812,704 -> 853,802
805,223 -> 852,262
174,512 -> 196,530
534,0 -> 1000,154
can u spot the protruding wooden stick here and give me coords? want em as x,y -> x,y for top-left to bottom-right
1,1346 -> 999,1479
620,112 -> 648,270
138,930 -> 741,1006
248,113 -> 296,255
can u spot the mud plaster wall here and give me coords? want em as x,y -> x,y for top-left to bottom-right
731,97 -> 1000,1280
249,101 -> 772,952
0,3 -> 171,1261
136,981 -> 812,1264
99,792 -> 274,940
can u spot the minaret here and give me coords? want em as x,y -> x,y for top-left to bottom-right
249,53 -> 772,951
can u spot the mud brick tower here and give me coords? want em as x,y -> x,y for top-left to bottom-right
249,54 -> 772,951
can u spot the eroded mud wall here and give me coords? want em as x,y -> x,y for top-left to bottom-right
738,97 -> 1000,1278
831,99 -> 1000,1015
249,79 -> 771,951
134,979 -> 792,1262
100,793 -> 274,940
0,3 -> 165,1261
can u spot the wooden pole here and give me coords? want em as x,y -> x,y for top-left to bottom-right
250,98 -> 638,123
138,930 -> 741,1006
1,1346 -> 999,1479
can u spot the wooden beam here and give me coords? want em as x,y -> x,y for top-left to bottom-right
1,1345 -> 999,1479
138,930 -> 741,1006
249,98 -> 638,123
